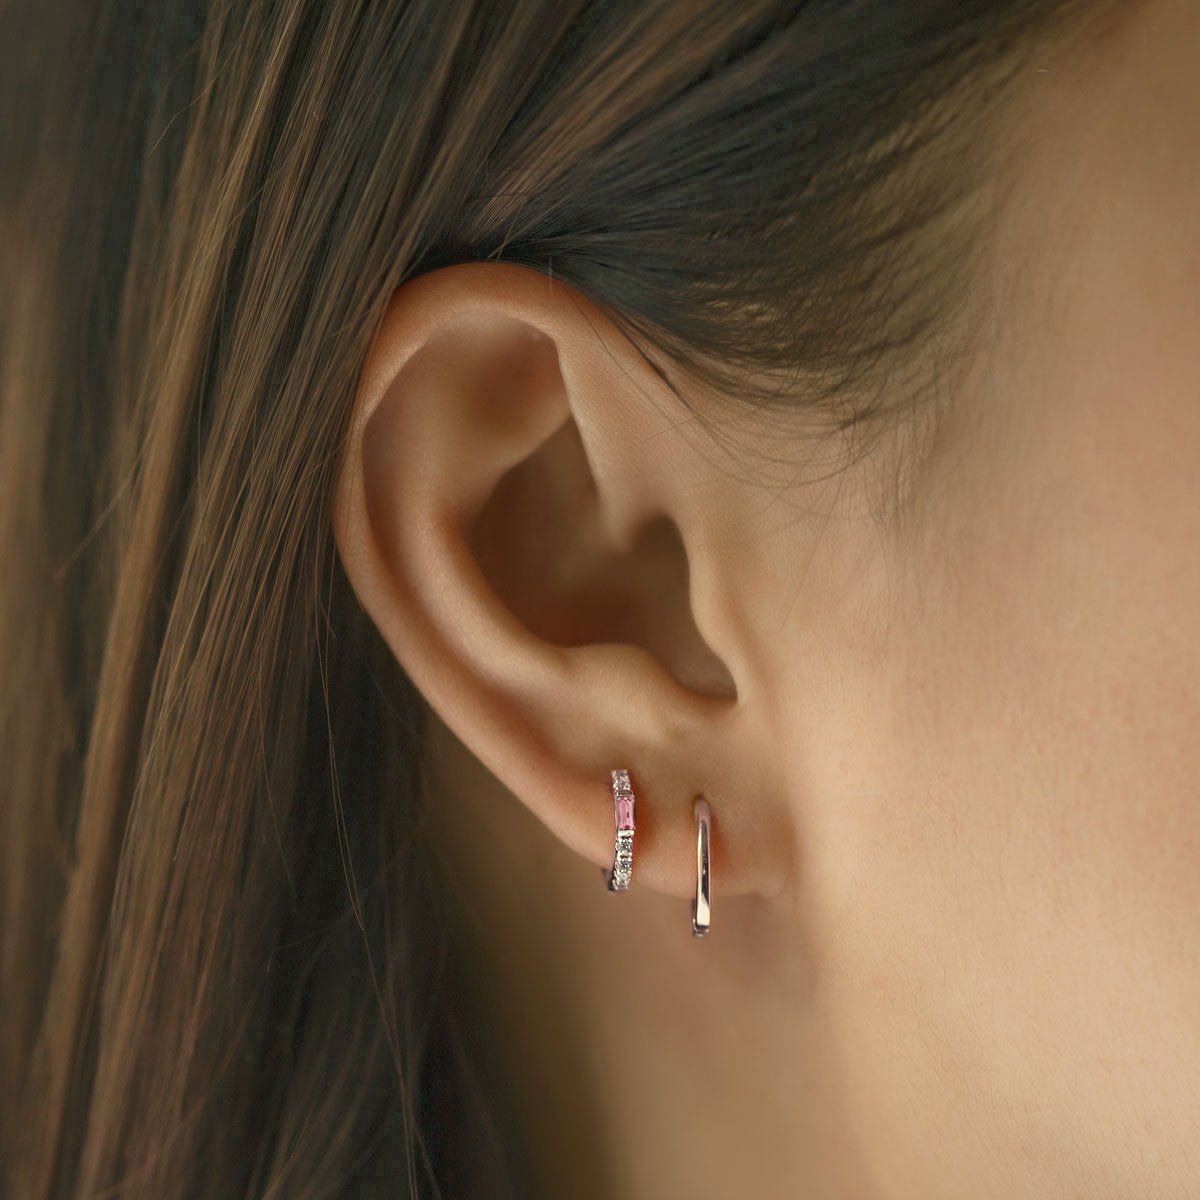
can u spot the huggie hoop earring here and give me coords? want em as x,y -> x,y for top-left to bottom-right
692,796 -> 711,937
607,769 -> 636,891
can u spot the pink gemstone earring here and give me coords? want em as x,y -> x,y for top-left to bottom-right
607,768 -> 636,891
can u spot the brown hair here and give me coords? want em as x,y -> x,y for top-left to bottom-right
1,1 -> 1101,1196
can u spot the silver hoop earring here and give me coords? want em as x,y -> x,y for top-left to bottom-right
692,796 -> 711,937
607,768 -> 636,891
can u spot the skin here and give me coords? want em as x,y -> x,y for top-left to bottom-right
332,1 -> 1200,1195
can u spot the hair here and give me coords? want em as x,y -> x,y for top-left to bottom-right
1,1 -> 1110,1197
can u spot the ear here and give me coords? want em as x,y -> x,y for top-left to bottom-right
331,261 -> 791,902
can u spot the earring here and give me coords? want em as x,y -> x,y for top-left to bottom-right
692,796 -> 711,937
607,768 -> 636,891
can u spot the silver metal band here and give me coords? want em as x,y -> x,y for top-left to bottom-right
692,796 -> 711,936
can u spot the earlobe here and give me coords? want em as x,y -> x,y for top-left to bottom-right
332,261 -> 791,905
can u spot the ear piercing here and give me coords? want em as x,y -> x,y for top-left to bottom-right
607,768 -> 636,891
692,795 -> 712,938
606,770 -> 714,937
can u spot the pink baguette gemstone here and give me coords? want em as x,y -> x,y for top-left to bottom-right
615,793 -> 635,830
